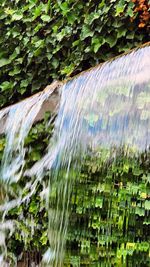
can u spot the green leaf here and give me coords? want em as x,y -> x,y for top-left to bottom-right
33,6 -> 42,19
105,35 -> 117,48
0,58 -> 10,67
34,39 -> 44,48
116,5 -> 124,16
28,0 -> 37,9
93,43 -> 101,53
84,11 -> 100,25
117,28 -> 127,38
145,200 -> 150,210
95,197 -> 103,208
0,139 -> 5,151
4,8 -> 14,16
34,24 -> 43,33
98,0 -> 105,8
0,81 -> 13,91
56,29 -> 66,41
92,37 -> 104,53
59,2 -> 69,15
126,2 -> 135,17
115,0 -> 126,16
16,58 -> 23,64
61,64 -> 75,75
47,0 -> 51,14
51,58 -> 59,69
52,25 -> 58,33
40,231 -> 48,245
81,25 -> 94,40
29,200 -> 38,213
20,80 -> 29,88
12,12 -> 23,21
126,32 -> 135,39
0,0 -> 147,111
31,150 -> 41,161
135,207 -> 145,216
72,40 -> 80,47
67,12 -> 76,24
9,67 -> 21,76
41,15 -> 51,22
34,48 -> 42,57
112,21 -> 123,28
9,47 -> 20,61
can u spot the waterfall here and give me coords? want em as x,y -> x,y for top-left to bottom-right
0,45 -> 150,266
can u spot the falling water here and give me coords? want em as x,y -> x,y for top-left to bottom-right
0,82 -> 61,266
0,45 -> 150,266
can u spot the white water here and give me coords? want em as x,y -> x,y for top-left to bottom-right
0,45 -> 150,266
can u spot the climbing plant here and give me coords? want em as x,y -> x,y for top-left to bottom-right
0,115 -> 150,266
0,0 -> 149,108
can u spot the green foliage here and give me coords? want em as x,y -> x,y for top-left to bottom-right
0,113 -> 53,254
67,151 -> 150,265
0,0 -> 148,108
0,116 -> 150,266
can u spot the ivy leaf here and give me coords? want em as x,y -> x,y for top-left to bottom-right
0,139 -> 5,151
40,231 -> 48,245
72,40 -> 80,47
67,12 -> 76,24
12,12 -> 23,21
117,27 -> 127,38
0,81 -> 13,91
126,32 -> 134,39
126,2 -> 135,17
29,200 -> 38,213
92,37 -> 104,53
99,0 -> 105,8
30,150 -> 41,161
41,15 -> 51,22
61,64 -> 75,76
81,25 -> 94,40
16,57 -> 24,64
35,39 -> 45,48
51,58 -> 59,69
112,21 -> 123,28
0,0 -> 147,111
115,0 -> 126,16
105,35 -> 117,48
20,80 -> 29,88
59,2 -> 69,15
84,11 -> 100,25
56,29 -> 66,41
116,5 -> 125,16
9,47 -> 20,61
145,200 -> 150,210
0,58 -> 10,67
95,197 -> 103,208
135,207 -> 145,216
33,6 -> 42,19
9,67 -> 21,76
28,0 -> 37,9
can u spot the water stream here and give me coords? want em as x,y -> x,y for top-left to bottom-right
0,45 -> 150,266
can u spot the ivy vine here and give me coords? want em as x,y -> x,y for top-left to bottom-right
0,0 -> 149,108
